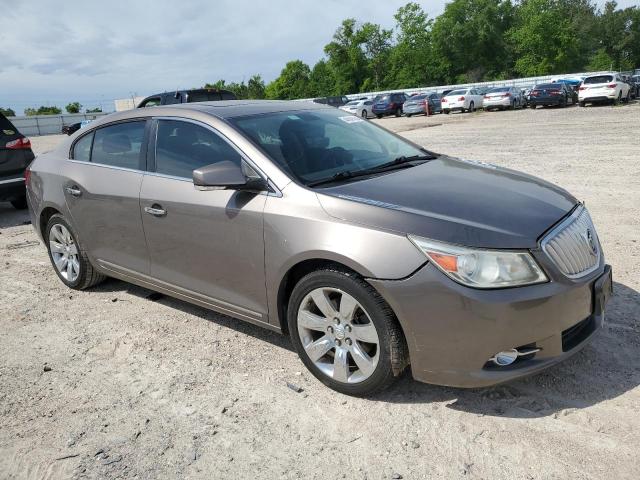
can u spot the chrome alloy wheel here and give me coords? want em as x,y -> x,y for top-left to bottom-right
297,287 -> 380,384
49,224 -> 80,282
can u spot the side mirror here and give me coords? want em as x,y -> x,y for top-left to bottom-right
192,161 -> 267,192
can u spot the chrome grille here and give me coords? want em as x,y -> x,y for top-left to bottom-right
542,207 -> 601,278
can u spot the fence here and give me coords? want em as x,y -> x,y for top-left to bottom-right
7,112 -> 109,137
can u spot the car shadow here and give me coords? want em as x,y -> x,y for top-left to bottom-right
0,202 -> 30,228
92,277 -> 638,417
373,281 -> 640,418
92,277 -> 294,352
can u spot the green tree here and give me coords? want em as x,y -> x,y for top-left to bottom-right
65,102 -> 82,114
265,60 -> 312,99
85,107 -> 103,113
387,2 -> 435,87
431,0 -> 515,83
508,0 -> 597,76
24,106 -> 62,116
247,74 -> 266,99
324,19 -> 369,93
0,107 -> 16,117
308,60 -> 339,97
595,2 -> 639,70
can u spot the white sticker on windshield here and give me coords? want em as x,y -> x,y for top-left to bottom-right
287,115 -> 301,120
339,115 -> 364,124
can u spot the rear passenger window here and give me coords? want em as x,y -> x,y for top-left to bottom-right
155,120 -> 242,178
91,121 -> 146,170
73,132 -> 93,162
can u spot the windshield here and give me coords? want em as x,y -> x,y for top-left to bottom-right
231,109 -> 427,186
584,75 -> 614,84
345,101 -> 359,106
447,89 -> 467,96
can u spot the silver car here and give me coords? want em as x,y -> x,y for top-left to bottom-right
26,101 -> 612,395
483,86 -> 524,111
339,99 -> 374,118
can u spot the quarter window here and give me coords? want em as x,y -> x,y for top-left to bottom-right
91,121 -> 146,170
155,120 -> 242,178
72,132 -> 93,162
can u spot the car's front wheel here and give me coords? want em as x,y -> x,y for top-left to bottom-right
287,268 -> 408,396
45,214 -> 106,290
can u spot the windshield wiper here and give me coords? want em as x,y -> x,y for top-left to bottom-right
306,154 -> 435,188
368,154 -> 435,172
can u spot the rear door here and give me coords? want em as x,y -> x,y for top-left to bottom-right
0,114 -> 34,181
139,118 -> 268,321
65,120 -> 150,274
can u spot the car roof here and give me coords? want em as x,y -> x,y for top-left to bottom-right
91,100 -> 331,127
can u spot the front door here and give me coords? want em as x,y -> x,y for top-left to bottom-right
139,118 -> 268,322
64,120 -> 149,274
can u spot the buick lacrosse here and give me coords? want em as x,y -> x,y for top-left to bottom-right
27,101 -> 612,395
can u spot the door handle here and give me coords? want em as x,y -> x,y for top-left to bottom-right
144,204 -> 166,217
65,186 -> 82,197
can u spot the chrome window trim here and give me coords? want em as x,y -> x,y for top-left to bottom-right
540,205 -> 601,279
67,159 -> 144,174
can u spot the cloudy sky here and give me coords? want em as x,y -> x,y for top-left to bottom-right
0,0 -> 634,115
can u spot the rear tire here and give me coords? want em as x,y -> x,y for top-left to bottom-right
361,110 -> 368,118
376,114 -> 382,119
530,104 -> 536,109
395,108 -> 402,117
443,109 -> 450,114
579,101 -> 586,107
624,91 -> 631,103
45,214 -> 106,290
469,101 -> 475,113
287,268 -> 408,396
10,195 -> 28,210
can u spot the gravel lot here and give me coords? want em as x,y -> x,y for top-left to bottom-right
1,103 -> 639,479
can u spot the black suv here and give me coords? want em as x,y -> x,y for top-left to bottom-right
1,113 -> 35,209
137,88 -> 237,108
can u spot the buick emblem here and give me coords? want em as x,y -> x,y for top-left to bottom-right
586,229 -> 598,256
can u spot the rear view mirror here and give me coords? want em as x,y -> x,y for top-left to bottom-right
193,161 -> 267,192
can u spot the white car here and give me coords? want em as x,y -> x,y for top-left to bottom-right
579,73 -> 631,106
339,99 -> 374,118
441,88 -> 484,114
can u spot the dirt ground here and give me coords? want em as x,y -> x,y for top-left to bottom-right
1,103 -> 639,479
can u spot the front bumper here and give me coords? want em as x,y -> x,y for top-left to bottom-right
369,260 -> 610,388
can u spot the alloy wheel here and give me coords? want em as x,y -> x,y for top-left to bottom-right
49,224 -> 80,282
297,287 -> 380,384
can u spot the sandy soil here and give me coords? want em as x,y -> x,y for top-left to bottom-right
1,103 -> 639,479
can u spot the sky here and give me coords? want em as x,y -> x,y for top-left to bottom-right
0,0 -> 635,115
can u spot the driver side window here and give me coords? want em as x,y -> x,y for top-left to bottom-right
154,120 -> 243,179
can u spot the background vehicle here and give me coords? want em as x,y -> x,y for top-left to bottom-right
372,93 -> 409,118
621,75 -> 639,99
529,83 -> 576,108
62,122 -> 82,136
403,93 -> 442,116
483,86 -> 523,111
441,88 -> 483,114
578,74 -> 631,106
313,96 -> 349,108
0,112 -> 35,209
339,99 -> 374,118
137,88 -> 237,108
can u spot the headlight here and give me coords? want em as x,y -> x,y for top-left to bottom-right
408,236 -> 548,288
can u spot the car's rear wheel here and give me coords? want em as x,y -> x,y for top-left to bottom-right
469,101 -> 475,112
624,91 -> 631,103
45,214 -> 106,290
395,108 -> 402,117
443,109 -> 450,114
361,110 -> 367,118
530,104 -> 536,109
10,195 -> 27,210
376,114 -> 382,119
579,101 -> 586,107
287,268 -> 408,396
613,92 -> 621,105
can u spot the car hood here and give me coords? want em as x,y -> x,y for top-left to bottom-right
316,156 -> 577,249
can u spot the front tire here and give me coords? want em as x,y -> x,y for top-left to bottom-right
287,268 -> 408,396
45,214 -> 106,290
361,110 -> 368,118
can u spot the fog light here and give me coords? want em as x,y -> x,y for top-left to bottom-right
491,349 -> 519,366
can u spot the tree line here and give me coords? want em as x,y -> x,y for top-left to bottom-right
208,0 -> 640,100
